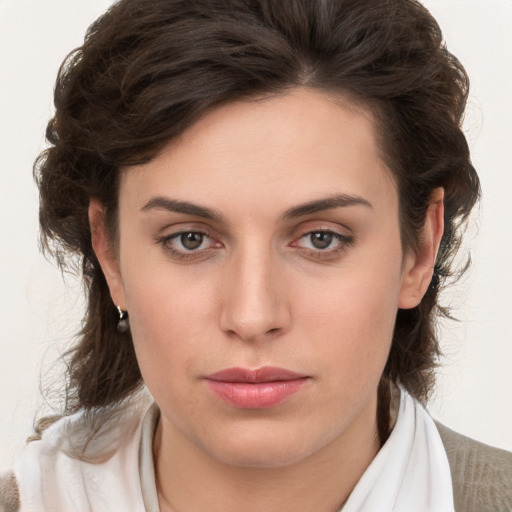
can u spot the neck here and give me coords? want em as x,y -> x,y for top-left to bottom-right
154,394 -> 381,512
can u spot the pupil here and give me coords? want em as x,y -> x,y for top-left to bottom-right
181,232 -> 203,250
311,232 -> 333,249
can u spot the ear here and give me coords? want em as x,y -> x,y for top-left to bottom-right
398,188 -> 445,309
89,199 -> 127,309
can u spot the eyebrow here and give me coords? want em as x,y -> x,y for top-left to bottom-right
141,193 -> 373,222
281,194 -> 373,219
141,197 -> 223,221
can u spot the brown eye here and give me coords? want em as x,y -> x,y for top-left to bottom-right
160,231 -> 213,254
310,232 -> 333,249
157,229 -> 222,260
291,229 -> 354,257
180,232 -> 205,250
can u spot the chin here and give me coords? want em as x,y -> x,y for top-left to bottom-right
197,423 -> 332,470
213,443 -> 311,469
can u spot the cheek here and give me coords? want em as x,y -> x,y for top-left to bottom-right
297,252 -> 403,380
119,253 -> 218,391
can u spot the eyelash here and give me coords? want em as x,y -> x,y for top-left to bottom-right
291,230 -> 355,259
155,229 -> 354,261
155,230 -> 219,261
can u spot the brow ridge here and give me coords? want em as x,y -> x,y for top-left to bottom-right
141,197 -> 223,221
141,193 -> 372,223
281,194 -> 373,219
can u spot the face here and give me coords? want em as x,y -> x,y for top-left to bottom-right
95,88 -> 432,469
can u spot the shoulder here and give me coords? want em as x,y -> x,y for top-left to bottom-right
2,391 -> 153,512
0,472 -> 20,512
435,421 -> 512,512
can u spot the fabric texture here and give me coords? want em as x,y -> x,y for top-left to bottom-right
139,403 -> 160,512
10,393 -> 153,512
0,472 -> 19,512
340,387 -> 454,511
436,421 -> 512,512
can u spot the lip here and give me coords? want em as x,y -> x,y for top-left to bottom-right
204,366 -> 310,409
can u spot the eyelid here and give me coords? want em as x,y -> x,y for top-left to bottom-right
290,230 -> 352,247
288,219 -> 353,240
293,218 -> 353,234
155,225 -> 223,260
288,223 -> 355,259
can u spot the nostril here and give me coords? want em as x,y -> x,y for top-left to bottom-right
218,274 -> 291,341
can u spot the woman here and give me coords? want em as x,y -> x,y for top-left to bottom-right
1,0 -> 511,511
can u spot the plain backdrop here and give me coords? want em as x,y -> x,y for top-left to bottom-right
0,0 -> 511,471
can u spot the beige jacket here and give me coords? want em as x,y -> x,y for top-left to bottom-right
436,422 -> 512,512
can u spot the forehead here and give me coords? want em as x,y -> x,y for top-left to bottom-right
120,88 -> 397,218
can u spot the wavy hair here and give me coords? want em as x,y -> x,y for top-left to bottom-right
35,0 -> 480,414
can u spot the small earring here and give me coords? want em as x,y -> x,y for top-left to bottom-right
116,306 -> 129,333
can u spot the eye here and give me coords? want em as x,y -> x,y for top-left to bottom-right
176,232 -> 208,251
306,232 -> 337,250
296,231 -> 350,251
290,229 -> 354,259
156,230 -> 221,259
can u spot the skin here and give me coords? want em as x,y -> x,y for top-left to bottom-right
90,88 -> 444,512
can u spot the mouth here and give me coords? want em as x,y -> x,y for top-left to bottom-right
204,366 -> 310,409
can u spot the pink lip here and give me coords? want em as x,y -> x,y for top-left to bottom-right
204,367 -> 310,409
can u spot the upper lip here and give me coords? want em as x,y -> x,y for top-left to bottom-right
205,366 -> 308,383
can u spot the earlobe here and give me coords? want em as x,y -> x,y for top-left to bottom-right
88,200 -> 127,309
398,188 -> 445,309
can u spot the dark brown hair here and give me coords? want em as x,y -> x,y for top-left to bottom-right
35,0 -> 480,413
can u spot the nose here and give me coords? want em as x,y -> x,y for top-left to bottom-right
219,245 -> 291,343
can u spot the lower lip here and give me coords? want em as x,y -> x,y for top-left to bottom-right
205,379 -> 309,409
